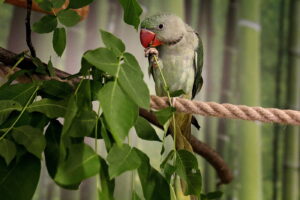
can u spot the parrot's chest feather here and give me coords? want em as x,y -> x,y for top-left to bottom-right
154,44 -> 195,97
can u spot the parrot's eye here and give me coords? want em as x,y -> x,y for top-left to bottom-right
158,24 -> 164,29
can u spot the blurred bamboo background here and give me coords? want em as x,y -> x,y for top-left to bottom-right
0,0 -> 299,199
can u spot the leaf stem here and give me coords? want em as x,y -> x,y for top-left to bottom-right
0,85 -> 39,141
95,102 -> 101,192
51,8 -> 57,16
153,55 -> 177,160
74,75 -> 85,96
95,104 -> 101,153
131,170 -> 135,199
3,56 -> 25,80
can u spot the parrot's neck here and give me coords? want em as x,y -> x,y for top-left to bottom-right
164,34 -> 184,46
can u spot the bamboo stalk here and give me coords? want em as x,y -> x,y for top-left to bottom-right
272,0 -> 287,199
282,0 -> 300,199
237,0 -> 262,199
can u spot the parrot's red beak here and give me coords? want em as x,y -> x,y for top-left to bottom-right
140,29 -> 163,48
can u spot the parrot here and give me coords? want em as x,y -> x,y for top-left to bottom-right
140,13 -> 203,152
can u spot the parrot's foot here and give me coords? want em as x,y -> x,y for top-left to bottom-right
144,47 -> 159,57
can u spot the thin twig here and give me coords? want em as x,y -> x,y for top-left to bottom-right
26,0 -> 36,57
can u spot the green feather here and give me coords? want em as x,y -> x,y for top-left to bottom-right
192,33 -> 204,99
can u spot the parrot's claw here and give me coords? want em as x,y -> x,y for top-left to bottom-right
144,47 -> 159,57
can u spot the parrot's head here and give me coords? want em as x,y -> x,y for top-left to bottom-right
140,13 -> 186,48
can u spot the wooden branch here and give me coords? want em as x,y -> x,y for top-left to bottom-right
0,47 -> 78,84
0,46 -> 233,184
25,0 -> 36,57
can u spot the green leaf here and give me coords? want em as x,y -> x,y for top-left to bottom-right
118,0 -> 142,30
80,57 -> 93,75
98,156 -> 115,200
0,100 -> 22,125
91,64 -> 104,81
27,98 -> 67,118
59,95 -> 78,160
100,117 -> 113,151
87,118 -> 102,139
160,150 -> 175,169
83,48 -> 119,76
100,30 -> 125,56
62,96 -> 78,132
134,116 -> 160,141
200,194 -> 207,200
52,0 -> 65,8
98,82 -> 138,144
135,148 -> 170,200
32,57 -> 48,74
205,191 -> 223,199
68,0 -> 94,8
0,139 -> 16,165
35,0 -> 52,11
76,79 -> 92,108
54,143 -> 100,186
45,120 -> 79,188
45,120 -> 62,178
154,107 -> 176,125
0,112 -> 33,130
0,0 -> 4,4
86,49 -> 149,109
91,80 -> 103,101
132,191 -> 142,200
170,90 -> 185,97
28,112 -> 50,130
160,151 -> 176,183
0,154 -> 41,200
47,59 -> 56,77
57,9 -> 81,27
32,15 -> 57,33
175,150 -> 202,196
123,52 -> 143,76
163,163 -> 176,184
53,27 -> 66,56
107,144 -> 141,179
0,83 -> 37,106
41,80 -> 73,98
119,63 -> 150,109
12,126 -> 46,159
68,110 -> 97,137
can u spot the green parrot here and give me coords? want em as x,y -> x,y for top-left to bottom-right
140,13 -> 203,151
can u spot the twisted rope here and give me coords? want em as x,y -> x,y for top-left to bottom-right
150,96 -> 300,126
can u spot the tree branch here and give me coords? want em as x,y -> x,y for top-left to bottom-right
0,46 -> 233,184
25,0 -> 36,57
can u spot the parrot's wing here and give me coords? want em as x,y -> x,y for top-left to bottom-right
192,33 -> 204,99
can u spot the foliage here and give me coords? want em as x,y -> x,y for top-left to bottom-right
0,0 -> 208,200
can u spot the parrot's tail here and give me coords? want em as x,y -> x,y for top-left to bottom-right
170,112 -> 193,152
